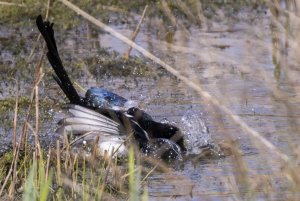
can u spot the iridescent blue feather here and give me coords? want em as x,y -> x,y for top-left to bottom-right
85,87 -> 128,108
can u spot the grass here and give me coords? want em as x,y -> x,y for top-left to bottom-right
1,0 -> 300,200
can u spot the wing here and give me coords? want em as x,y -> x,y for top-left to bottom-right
57,104 -> 123,136
57,104 -> 150,148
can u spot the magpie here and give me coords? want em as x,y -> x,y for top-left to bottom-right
36,15 -> 186,160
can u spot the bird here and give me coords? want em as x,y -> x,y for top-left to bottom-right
36,15 -> 186,160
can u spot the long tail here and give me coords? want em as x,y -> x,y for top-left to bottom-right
36,15 -> 82,105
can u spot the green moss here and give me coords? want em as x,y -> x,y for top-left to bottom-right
0,145 -> 35,190
0,0 -> 266,28
0,0 -> 45,25
56,48 -> 162,80
0,150 -> 14,181
0,96 -> 57,132
87,53 -> 157,78
0,97 -> 54,114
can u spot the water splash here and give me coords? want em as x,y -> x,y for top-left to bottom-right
180,109 -> 212,155
123,100 -> 139,109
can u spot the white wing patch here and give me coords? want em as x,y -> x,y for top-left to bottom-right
67,105 -> 119,127
57,104 -> 122,136
69,131 -> 128,158
57,124 -> 120,135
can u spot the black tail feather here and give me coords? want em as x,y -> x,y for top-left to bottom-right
36,15 -> 82,105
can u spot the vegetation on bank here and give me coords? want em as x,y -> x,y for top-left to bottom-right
0,0 -> 266,26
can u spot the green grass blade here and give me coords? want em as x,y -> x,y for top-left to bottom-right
23,163 -> 37,201
39,168 -> 53,201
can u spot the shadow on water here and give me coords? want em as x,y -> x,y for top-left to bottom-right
1,0 -> 300,200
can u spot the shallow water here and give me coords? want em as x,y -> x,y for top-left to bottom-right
95,8 -> 300,200
1,4 -> 300,200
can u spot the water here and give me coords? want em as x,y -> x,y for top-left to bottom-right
94,8 -> 299,200
1,4 -> 300,200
